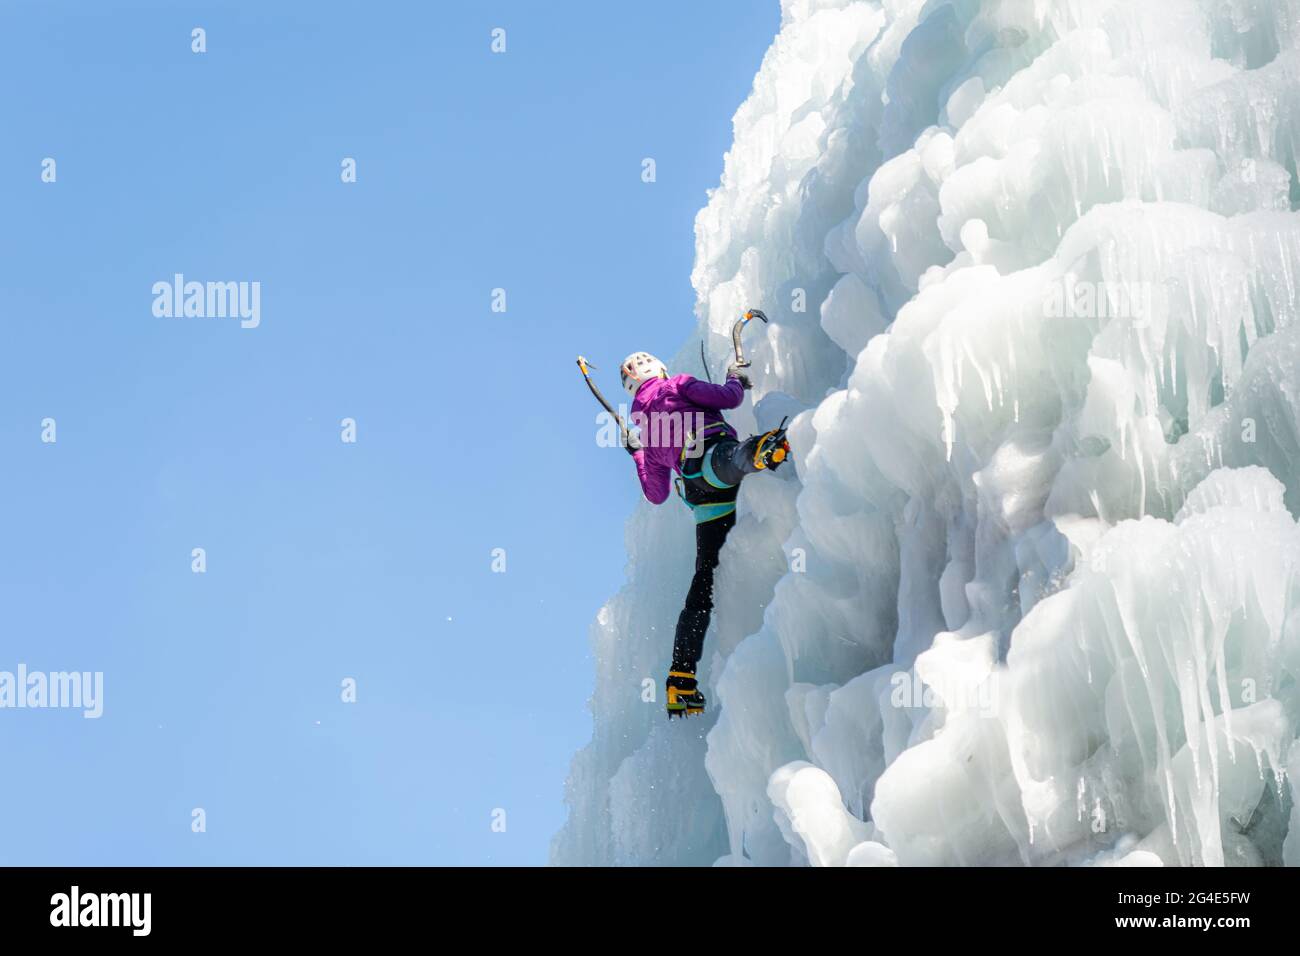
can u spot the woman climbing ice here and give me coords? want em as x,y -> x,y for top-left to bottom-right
617,343 -> 790,719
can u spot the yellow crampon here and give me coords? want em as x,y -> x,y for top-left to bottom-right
666,670 -> 707,719
752,428 -> 791,471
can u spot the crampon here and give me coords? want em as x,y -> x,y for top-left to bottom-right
752,421 -> 791,471
666,671 -> 707,719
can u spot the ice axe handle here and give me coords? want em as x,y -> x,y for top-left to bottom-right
732,309 -> 768,368
576,356 -> 632,445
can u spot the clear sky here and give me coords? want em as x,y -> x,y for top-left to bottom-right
0,0 -> 778,864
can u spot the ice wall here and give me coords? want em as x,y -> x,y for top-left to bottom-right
555,0 -> 1300,867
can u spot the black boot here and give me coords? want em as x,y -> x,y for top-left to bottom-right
666,670 -> 707,719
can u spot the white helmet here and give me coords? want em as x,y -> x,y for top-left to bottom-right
620,352 -> 668,396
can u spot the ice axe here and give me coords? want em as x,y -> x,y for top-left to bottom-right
576,355 -> 632,447
731,308 -> 768,370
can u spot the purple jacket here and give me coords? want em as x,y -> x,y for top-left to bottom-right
630,373 -> 745,504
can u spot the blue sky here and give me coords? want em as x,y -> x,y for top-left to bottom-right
0,0 -> 778,864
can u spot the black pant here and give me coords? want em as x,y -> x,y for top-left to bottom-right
670,434 -> 769,673
671,510 -> 737,673
707,435 -> 764,487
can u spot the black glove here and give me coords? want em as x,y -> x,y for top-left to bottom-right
726,363 -> 753,390
624,430 -> 643,455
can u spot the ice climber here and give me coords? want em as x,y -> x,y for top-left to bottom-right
619,350 -> 790,719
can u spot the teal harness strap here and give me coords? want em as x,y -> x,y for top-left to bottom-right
691,501 -> 737,523
675,422 -> 739,522
678,422 -> 733,477
701,447 -> 735,490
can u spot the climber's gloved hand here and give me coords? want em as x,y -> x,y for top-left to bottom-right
726,363 -> 753,390
624,430 -> 643,456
